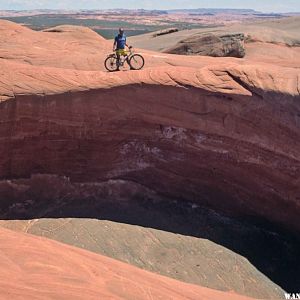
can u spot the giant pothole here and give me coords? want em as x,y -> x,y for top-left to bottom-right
0,84 -> 299,299
0,174 -> 299,299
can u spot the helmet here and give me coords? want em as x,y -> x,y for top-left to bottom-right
119,28 -> 124,34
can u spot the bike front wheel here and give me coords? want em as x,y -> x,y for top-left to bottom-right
129,54 -> 145,70
104,55 -> 119,72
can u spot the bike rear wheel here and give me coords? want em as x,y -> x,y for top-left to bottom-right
129,54 -> 145,70
105,55 -> 119,72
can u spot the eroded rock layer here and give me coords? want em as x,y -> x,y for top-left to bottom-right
0,63 -> 299,233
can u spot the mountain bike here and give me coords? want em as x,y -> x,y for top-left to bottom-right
104,46 -> 145,72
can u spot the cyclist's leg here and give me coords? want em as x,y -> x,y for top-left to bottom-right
116,49 -> 126,70
122,49 -> 132,69
116,53 -> 121,70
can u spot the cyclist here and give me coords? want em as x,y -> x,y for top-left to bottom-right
113,28 -> 129,71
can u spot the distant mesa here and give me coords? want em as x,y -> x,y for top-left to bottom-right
167,8 -> 259,14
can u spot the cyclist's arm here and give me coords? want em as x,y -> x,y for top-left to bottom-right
125,37 -> 129,48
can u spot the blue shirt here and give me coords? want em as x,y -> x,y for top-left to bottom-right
115,34 -> 126,49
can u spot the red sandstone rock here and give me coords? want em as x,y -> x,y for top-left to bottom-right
0,20 -> 110,70
164,32 -> 246,58
0,21 -> 299,235
0,227 -> 256,300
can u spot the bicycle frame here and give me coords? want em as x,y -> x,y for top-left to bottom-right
105,47 -> 144,71
110,48 -> 132,67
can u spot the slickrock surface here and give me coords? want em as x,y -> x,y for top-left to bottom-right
0,227 -> 256,300
0,52 -> 299,233
0,19 -> 299,299
0,20 -> 110,70
0,20 -> 299,232
129,16 -> 300,67
164,32 -> 246,58
0,214 -> 285,299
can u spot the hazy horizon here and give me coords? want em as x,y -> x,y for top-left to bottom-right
1,1 -> 300,13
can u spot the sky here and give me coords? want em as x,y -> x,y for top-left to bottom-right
1,0 -> 300,13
